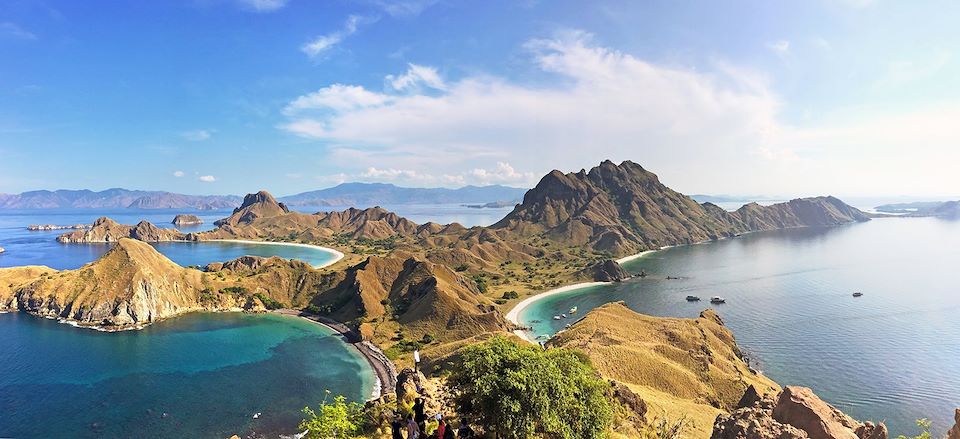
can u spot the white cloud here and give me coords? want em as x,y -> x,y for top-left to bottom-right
284,84 -> 390,114
181,129 -> 213,141
236,0 -> 288,12
173,170 -> 185,177
301,15 -> 373,59
873,50 -> 952,89
469,162 -> 536,186
368,0 -> 438,17
0,22 -> 36,40
386,63 -> 446,91
199,175 -> 216,182
766,40 -> 790,56
279,30 -> 960,195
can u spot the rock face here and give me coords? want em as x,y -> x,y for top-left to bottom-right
492,160 -> 869,256
214,190 -> 290,227
579,259 -> 631,282
948,409 -> 960,439
0,238 -> 203,328
549,302 -> 779,438
57,217 -> 185,243
711,386 -> 888,439
171,214 -> 203,225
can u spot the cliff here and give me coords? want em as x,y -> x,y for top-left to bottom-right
577,259 -> 631,282
549,302 -> 779,438
57,217 -> 186,243
0,239 -> 204,328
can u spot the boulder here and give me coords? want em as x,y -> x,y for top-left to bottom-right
580,259 -> 631,282
948,409 -> 960,439
772,386 -> 860,439
712,386 -> 887,439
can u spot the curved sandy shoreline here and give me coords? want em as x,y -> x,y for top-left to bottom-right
507,248 -> 662,344
206,239 -> 345,269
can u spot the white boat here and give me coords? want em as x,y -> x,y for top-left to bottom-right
569,306 -> 578,314
553,315 -> 561,320
561,313 -> 567,318
710,296 -> 726,304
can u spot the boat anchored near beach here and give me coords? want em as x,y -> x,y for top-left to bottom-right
853,292 -> 863,297
686,295 -> 701,301
569,306 -> 578,314
710,296 -> 726,304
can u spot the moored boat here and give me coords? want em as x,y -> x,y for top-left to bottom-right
853,292 -> 863,297
710,296 -> 726,304
686,295 -> 701,301
569,306 -> 578,314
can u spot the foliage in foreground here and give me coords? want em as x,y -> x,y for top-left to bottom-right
300,393 -> 364,439
896,418 -> 932,439
447,336 -> 613,439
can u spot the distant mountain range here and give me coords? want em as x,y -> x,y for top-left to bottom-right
277,182 -> 527,207
0,189 -> 242,210
0,183 -> 528,210
689,194 -> 782,204
875,200 -> 960,218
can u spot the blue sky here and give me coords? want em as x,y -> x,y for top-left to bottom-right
2,0 -> 958,197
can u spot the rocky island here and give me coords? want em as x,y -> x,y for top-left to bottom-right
171,214 -> 203,226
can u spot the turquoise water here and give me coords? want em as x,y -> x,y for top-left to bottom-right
0,312 -> 374,438
0,209 -> 339,269
520,218 -> 960,435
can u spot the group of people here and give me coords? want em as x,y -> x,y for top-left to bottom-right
390,398 -> 474,439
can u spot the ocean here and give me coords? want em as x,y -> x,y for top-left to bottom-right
518,217 -> 960,435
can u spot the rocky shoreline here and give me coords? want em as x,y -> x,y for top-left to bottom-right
273,309 -> 397,400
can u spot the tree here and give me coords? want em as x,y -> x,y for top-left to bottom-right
897,419 -> 932,439
300,393 -> 364,439
447,336 -> 612,439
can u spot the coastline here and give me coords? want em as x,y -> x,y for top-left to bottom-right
507,248 -> 662,344
273,309 -> 396,402
203,239 -> 345,269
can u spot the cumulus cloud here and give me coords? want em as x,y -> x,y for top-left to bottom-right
199,175 -> 216,182
173,170 -> 185,177
469,162 -> 536,186
181,129 -> 213,141
279,30 -> 960,194
301,15 -> 373,59
386,63 -> 446,91
236,0 -> 288,12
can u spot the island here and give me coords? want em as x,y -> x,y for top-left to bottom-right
171,214 -> 203,226
6,159 -> 954,438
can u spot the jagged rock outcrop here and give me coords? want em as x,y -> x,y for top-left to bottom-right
492,160 -> 869,256
578,259 -> 631,282
549,302 -> 779,438
0,239 -> 203,328
214,190 -> 290,227
311,255 -> 508,340
57,217 -> 185,243
947,409 -> 960,439
171,214 -> 203,225
711,386 -> 887,439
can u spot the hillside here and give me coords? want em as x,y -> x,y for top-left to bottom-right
310,255 -> 509,341
0,188 -> 241,209
279,182 -> 526,207
492,160 -> 869,256
549,302 -> 779,438
0,239 -> 204,328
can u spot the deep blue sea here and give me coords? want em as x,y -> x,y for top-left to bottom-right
519,217 -> 960,436
0,312 -> 374,438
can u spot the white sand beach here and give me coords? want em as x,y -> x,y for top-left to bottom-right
209,239 -> 345,269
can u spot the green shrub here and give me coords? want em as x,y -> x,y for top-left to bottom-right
501,291 -> 519,300
300,393 -> 363,439
447,336 -> 612,439
254,293 -> 284,310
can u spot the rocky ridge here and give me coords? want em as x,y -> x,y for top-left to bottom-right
171,214 -> 203,225
711,386 -> 888,439
57,217 -> 187,243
